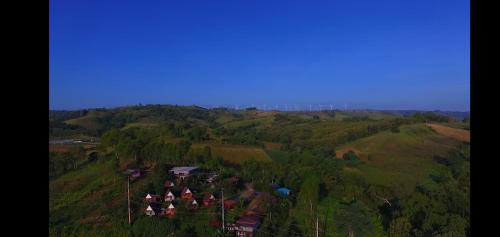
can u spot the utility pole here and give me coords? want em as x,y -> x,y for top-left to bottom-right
316,215 -> 319,237
221,188 -> 225,234
127,176 -> 131,225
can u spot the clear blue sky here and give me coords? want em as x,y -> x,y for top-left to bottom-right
50,0 -> 469,111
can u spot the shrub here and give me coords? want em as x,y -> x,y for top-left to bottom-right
343,150 -> 359,161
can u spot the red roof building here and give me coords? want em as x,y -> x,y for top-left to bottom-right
234,214 -> 261,237
164,180 -> 175,188
181,187 -> 193,200
164,203 -> 175,217
203,193 -> 216,206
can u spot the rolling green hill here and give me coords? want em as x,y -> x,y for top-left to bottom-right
336,124 -> 464,196
49,105 -> 470,237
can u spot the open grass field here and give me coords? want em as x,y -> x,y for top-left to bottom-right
49,160 -> 155,236
50,160 -> 127,235
335,123 -> 463,196
264,149 -> 290,163
191,143 -> 272,164
426,123 -> 470,142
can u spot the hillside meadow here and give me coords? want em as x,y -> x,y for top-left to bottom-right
336,124 -> 464,196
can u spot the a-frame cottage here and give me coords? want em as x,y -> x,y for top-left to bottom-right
181,187 -> 193,200
164,191 -> 175,202
165,203 -> 175,217
145,193 -> 161,203
203,193 -> 216,206
164,180 -> 175,189
188,199 -> 199,210
145,203 -> 161,217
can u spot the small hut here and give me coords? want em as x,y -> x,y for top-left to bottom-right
145,203 -> 161,217
188,199 -> 199,210
181,187 -> 193,200
164,180 -> 175,189
164,191 -> 175,202
165,203 -> 175,217
145,193 -> 161,203
203,193 -> 216,206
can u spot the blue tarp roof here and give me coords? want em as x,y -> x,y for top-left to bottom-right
277,187 -> 290,195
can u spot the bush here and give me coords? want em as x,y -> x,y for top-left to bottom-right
343,150 -> 359,161
391,127 -> 400,133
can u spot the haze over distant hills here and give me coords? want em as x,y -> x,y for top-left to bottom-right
50,104 -> 470,120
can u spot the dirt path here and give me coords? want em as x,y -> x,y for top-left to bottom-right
426,123 -> 470,142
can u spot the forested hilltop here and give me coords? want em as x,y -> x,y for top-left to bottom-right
49,104 -> 470,237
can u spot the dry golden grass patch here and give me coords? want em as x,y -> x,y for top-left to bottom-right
426,123 -> 470,142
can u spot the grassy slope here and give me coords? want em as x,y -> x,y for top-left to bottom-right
65,110 -> 106,131
49,160 -> 154,236
336,124 -> 462,196
264,149 -> 290,163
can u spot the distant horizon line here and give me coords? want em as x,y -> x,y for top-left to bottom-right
49,103 -> 470,113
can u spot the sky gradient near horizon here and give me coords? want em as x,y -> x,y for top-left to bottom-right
50,0 -> 470,111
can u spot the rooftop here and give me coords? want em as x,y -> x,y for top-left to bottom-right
277,187 -> 290,194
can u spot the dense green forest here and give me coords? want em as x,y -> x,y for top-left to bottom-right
49,105 -> 469,237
